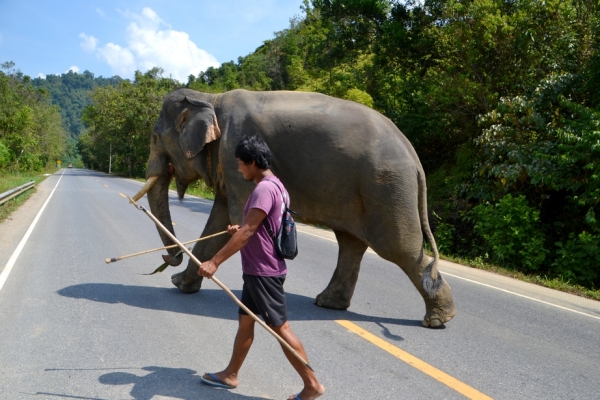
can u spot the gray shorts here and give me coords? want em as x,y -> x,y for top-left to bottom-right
239,274 -> 287,327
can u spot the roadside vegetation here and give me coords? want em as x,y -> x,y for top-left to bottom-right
0,61 -> 69,223
0,167 -> 57,223
2,1 -> 598,297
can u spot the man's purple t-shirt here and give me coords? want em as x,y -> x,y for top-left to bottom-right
240,176 -> 288,276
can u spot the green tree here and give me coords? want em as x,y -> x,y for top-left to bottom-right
0,61 -> 67,172
81,68 -> 178,177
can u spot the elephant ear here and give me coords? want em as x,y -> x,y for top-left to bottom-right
177,96 -> 221,160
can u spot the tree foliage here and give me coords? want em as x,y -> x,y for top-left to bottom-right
80,68 -> 178,177
0,62 -> 67,172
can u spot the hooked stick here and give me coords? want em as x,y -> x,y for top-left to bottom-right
105,230 -> 228,264
127,196 -> 314,372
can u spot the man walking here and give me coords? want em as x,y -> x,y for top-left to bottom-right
198,136 -> 325,400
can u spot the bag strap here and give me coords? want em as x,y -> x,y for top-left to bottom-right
264,178 -> 288,207
262,179 -> 288,239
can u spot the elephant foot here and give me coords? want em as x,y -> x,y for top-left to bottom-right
314,289 -> 351,310
421,281 -> 456,329
421,313 -> 455,328
171,271 -> 203,294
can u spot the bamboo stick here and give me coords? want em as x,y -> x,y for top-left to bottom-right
105,230 -> 228,264
127,196 -> 314,372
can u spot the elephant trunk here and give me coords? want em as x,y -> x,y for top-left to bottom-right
175,175 -> 189,201
146,171 -> 183,266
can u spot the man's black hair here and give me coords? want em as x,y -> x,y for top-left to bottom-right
235,135 -> 272,169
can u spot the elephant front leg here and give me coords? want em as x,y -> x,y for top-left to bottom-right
171,196 -> 231,293
315,231 -> 368,309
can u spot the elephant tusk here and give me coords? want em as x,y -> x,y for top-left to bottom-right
130,176 -> 159,203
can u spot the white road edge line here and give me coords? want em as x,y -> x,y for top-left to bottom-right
298,228 -> 600,321
441,272 -> 600,321
0,171 -> 64,293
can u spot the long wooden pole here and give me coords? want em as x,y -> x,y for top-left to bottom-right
105,230 -> 228,264
127,196 -> 314,372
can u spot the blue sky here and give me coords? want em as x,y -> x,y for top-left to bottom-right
0,0 -> 307,82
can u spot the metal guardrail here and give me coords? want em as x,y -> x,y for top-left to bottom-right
0,180 -> 35,206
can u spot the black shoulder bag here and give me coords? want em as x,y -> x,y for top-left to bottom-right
263,180 -> 298,260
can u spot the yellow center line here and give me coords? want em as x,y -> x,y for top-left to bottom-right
118,193 -> 127,198
335,320 -> 493,400
104,184 -> 109,188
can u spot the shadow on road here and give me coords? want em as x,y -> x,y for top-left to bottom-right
57,283 -> 422,330
98,366 -> 267,400
53,284 -> 421,398
34,365 -> 268,400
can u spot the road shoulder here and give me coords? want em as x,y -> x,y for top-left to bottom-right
0,173 -> 60,274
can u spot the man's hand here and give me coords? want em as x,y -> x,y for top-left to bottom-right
227,224 -> 240,235
197,209 -> 266,278
198,259 -> 218,279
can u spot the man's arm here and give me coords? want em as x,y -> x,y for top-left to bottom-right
198,207 -> 267,278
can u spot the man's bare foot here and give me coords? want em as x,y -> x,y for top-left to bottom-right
200,371 -> 238,389
288,383 -> 325,400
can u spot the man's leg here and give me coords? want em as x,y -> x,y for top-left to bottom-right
272,321 -> 325,400
202,313 -> 255,388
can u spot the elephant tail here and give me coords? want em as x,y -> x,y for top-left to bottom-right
417,169 -> 443,299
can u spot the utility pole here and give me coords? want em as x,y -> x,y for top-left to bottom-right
109,143 -> 112,174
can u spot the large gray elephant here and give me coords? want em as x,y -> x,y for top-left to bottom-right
133,88 -> 456,328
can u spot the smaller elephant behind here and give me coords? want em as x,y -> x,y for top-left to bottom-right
134,88 -> 456,328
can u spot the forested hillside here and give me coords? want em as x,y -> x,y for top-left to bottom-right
32,71 -> 122,138
35,0 -> 600,289
0,61 -> 124,172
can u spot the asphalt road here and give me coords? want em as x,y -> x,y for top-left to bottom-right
1,168 -> 599,400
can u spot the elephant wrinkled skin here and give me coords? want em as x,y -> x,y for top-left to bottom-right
143,88 -> 455,328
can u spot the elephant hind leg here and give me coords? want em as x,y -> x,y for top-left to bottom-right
419,259 -> 455,328
315,230 -> 368,310
378,245 -> 455,328
365,222 -> 455,328
421,277 -> 455,328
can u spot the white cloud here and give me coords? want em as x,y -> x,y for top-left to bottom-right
97,43 -> 135,77
92,7 -> 218,81
136,7 -> 167,30
66,66 -> 80,73
79,33 -> 98,53
96,8 -> 105,18
38,73 -> 46,79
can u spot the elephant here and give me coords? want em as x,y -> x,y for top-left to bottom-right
133,88 -> 456,328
